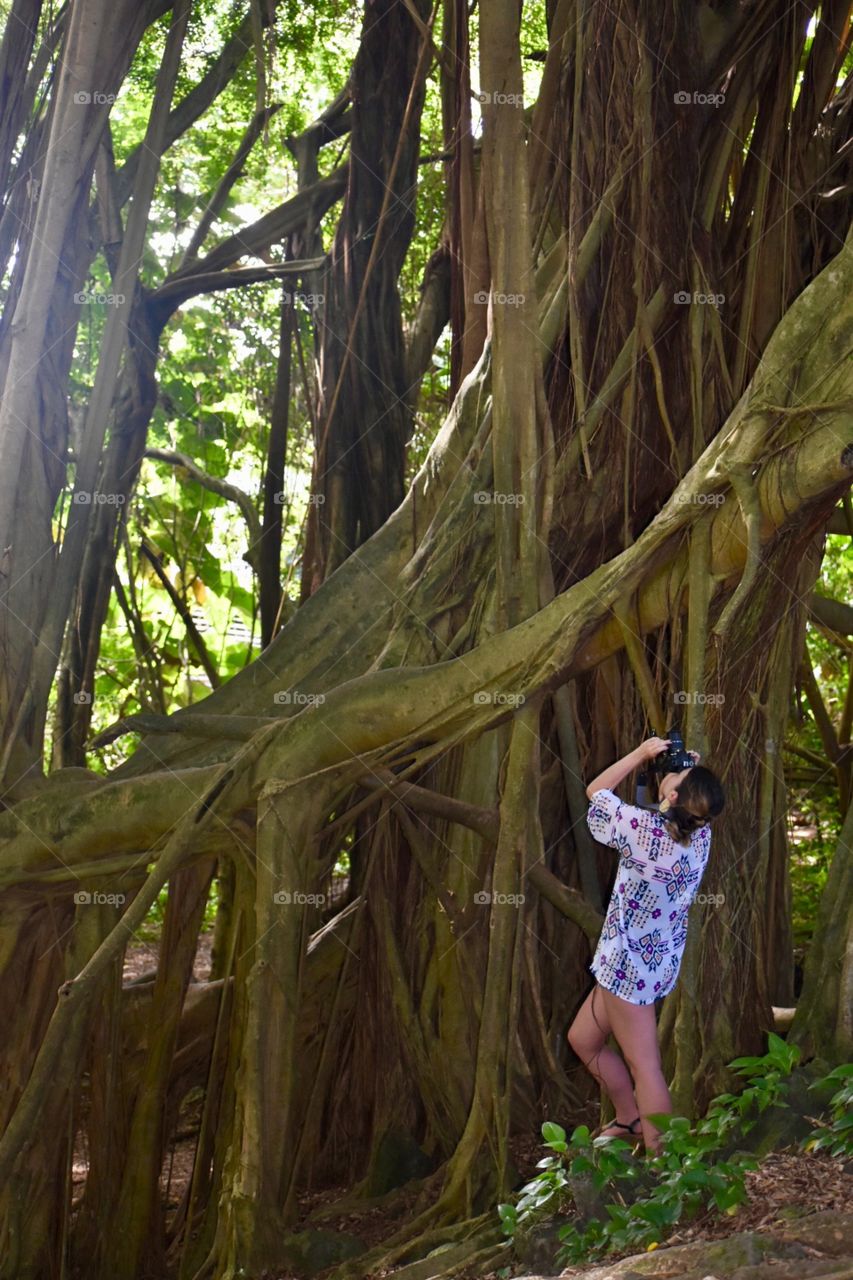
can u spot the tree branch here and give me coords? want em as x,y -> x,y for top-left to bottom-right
800,649 -> 840,763
144,446 -> 264,571
179,103 -> 284,268
139,540 -> 221,689
90,712 -> 275,750
713,463 -> 762,639
808,591 -> 853,637
167,166 -> 347,280
404,241 -> 451,398
359,769 -> 604,939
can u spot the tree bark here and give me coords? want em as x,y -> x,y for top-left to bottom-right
301,0 -> 433,593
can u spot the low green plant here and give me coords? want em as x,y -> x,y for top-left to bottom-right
802,1063 -> 853,1159
498,1113 -> 757,1262
557,1115 -> 757,1262
498,1032 -> 805,1264
701,1031 -> 801,1139
496,1120 -> 637,1241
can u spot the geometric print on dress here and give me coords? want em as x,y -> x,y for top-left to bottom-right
585,788 -> 714,1005
595,947 -> 641,999
621,813 -> 669,858
644,823 -> 669,862
651,857 -> 700,901
627,927 -> 670,971
620,853 -> 649,875
650,957 -> 677,997
621,878 -> 657,928
671,920 -> 689,949
645,836 -> 666,862
602,906 -> 621,942
668,903 -> 689,936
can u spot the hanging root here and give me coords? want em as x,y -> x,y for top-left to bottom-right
713,463 -> 761,641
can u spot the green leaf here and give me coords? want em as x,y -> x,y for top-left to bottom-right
713,1182 -> 746,1212
542,1120 -> 567,1145
497,1202 -> 516,1228
630,1200 -> 670,1227
557,1223 -> 581,1241
679,1167 -> 710,1187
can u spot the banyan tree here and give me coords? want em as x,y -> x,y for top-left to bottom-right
0,0 -> 851,1277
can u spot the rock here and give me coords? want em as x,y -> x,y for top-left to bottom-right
566,1169 -> 611,1226
730,1260 -> 853,1280
364,1126 -> 435,1196
566,1156 -> 647,1227
774,1204 -> 819,1222
514,1214 -> 575,1271
774,1208 -> 853,1257
44,766 -> 105,787
699,1232 -> 801,1272
277,1227 -> 366,1275
511,1212 -> 853,1280
552,1230 -> 806,1279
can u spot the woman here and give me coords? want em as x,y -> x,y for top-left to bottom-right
566,736 -> 725,1155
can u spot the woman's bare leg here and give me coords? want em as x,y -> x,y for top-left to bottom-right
598,986 -> 672,1153
566,983 -> 639,1131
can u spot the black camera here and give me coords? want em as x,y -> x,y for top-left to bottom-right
635,728 -> 696,809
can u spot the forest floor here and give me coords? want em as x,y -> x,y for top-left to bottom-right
289,1136 -> 845,1274
284,1138 -> 853,1278
84,935 -> 852,1280
486,1144 -> 853,1279
145,1121 -> 853,1279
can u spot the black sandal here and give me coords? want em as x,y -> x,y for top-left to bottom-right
594,1116 -> 642,1140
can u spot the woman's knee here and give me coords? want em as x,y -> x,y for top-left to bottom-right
566,1022 -> 587,1054
569,1039 -> 604,1073
566,1022 -> 600,1060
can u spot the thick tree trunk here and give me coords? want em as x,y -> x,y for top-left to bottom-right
301,0 -> 432,594
0,0 -> 161,790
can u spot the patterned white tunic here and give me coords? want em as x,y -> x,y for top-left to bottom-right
585,788 -> 712,1005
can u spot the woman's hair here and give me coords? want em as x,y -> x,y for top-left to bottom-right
662,764 -> 725,846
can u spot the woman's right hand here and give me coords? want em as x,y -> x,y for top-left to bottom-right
638,736 -> 670,762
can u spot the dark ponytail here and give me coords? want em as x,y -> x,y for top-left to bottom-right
663,764 -> 725,847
